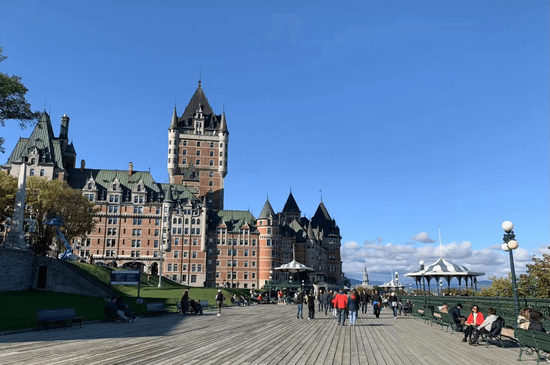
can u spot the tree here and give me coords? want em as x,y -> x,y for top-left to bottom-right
521,253 -> 550,299
0,47 -> 41,153
0,172 -> 17,225
25,177 -> 96,256
478,275 -> 513,297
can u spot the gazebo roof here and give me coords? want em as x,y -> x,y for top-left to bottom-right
379,278 -> 406,289
404,257 -> 485,278
274,260 -> 314,273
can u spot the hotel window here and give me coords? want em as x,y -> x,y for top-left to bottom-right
196,159 -> 200,166
182,149 -> 187,155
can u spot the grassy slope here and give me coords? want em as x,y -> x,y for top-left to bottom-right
0,262 -> 246,332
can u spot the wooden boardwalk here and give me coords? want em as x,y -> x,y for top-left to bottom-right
0,304 -> 543,365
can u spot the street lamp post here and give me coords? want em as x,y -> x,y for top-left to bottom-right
409,283 -> 412,294
269,270 -> 273,303
419,261 -> 426,305
502,220 -> 520,328
395,271 -> 399,296
439,279 -> 443,296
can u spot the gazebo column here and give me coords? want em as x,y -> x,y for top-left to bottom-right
458,277 -> 462,292
446,277 -> 451,295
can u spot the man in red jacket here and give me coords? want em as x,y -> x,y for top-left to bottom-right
333,288 -> 348,326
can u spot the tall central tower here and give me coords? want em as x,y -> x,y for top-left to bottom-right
167,81 -> 229,210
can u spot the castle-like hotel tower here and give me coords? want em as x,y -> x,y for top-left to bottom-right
167,81 -> 228,210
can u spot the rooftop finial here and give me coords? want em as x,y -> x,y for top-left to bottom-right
198,67 -> 202,87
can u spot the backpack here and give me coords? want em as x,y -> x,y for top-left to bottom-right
489,316 -> 504,337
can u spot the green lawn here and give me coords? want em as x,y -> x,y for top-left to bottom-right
0,262 -> 247,332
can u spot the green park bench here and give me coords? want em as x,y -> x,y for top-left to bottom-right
516,328 -> 550,364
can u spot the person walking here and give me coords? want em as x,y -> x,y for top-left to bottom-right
360,290 -> 368,315
348,290 -> 359,326
317,290 -> 323,312
322,289 -> 332,315
372,290 -> 382,318
215,290 -> 225,316
389,292 -> 398,319
296,290 -> 304,319
334,288 -> 348,326
181,289 -> 190,314
307,292 -> 316,319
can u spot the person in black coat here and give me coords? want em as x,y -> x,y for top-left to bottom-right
360,291 -> 369,314
372,291 -> 382,318
528,310 -> 547,333
307,292 -> 316,319
449,303 -> 465,329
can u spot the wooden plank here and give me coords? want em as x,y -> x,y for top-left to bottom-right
0,304 -> 542,365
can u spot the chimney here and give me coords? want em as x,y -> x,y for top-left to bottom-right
80,159 -> 85,173
129,162 -> 133,176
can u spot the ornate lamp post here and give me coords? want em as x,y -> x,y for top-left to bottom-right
419,260 -> 426,305
501,220 -> 520,328
269,270 -> 273,303
409,283 -> 412,294
395,271 -> 400,296
439,279 -> 443,296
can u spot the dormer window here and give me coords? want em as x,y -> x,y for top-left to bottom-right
112,184 -> 117,191
88,184 -> 92,189
137,185 -> 141,192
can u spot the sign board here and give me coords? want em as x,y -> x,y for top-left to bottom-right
110,270 -> 140,285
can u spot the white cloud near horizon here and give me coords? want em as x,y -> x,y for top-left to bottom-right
341,238 -> 549,283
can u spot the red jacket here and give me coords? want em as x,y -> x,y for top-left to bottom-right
333,293 -> 348,309
466,312 -> 485,326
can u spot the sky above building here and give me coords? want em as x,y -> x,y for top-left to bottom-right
1,0 -> 548,284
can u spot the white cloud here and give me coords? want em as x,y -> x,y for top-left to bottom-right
342,237 -> 533,284
411,232 -> 436,243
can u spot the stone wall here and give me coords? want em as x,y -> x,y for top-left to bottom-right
0,248 -> 35,291
0,248 -> 109,298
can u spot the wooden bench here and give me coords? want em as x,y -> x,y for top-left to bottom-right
146,302 -> 168,317
37,308 -> 83,331
200,300 -> 210,309
516,328 -> 550,365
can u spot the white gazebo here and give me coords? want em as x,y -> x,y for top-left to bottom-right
405,257 -> 485,294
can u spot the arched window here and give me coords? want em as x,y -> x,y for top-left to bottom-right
40,169 -> 45,176
31,158 -> 36,165
196,219 -> 201,224
173,218 -> 177,224
185,218 -> 189,224
178,218 -> 182,224
137,185 -> 141,192
30,169 -> 35,176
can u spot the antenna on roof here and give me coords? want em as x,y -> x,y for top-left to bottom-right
438,226 -> 443,258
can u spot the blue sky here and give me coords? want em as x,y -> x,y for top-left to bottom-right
1,0 -> 548,284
